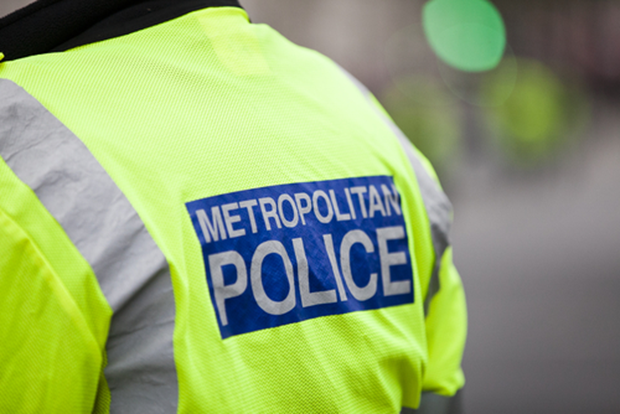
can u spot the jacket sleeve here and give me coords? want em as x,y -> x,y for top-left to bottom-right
398,140 -> 467,414
0,79 -> 112,412
0,139 -> 112,413
415,247 -> 466,413
0,209 -> 108,413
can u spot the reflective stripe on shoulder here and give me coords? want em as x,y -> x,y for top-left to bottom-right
338,68 -> 452,315
0,79 -> 178,413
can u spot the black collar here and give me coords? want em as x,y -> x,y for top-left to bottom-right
0,0 -> 242,62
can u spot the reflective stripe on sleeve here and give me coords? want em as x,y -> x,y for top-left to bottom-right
339,68 -> 452,315
0,79 -> 178,413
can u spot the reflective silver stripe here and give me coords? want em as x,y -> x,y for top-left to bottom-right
339,69 -> 452,314
0,79 -> 178,413
401,390 -> 463,414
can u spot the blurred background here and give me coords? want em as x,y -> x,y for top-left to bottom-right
2,0 -> 619,412
238,1 -> 620,413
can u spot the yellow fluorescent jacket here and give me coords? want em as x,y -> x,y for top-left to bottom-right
0,1 -> 466,413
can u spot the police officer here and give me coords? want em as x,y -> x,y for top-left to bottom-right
0,1 -> 466,413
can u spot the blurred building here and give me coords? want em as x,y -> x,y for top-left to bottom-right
497,0 -> 620,94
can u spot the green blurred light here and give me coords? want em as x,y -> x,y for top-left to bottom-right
423,0 -> 506,72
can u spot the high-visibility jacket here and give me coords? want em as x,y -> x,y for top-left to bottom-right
0,1 -> 466,413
